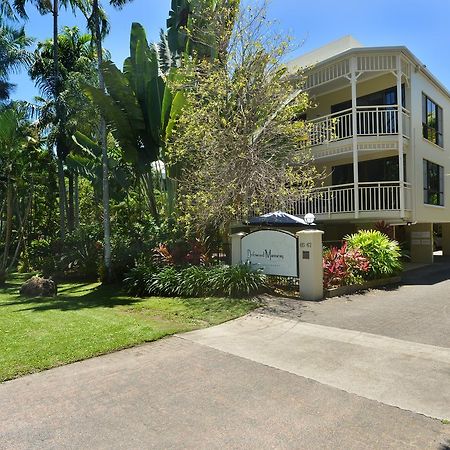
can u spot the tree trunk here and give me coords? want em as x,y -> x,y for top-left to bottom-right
53,0 -> 66,240
93,0 -> 112,282
57,157 -> 66,240
8,191 -> 33,272
68,171 -> 74,232
74,172 -> 80,228
1,173 -> 13,273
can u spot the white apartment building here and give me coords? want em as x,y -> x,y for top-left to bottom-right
286,36 -> 450,263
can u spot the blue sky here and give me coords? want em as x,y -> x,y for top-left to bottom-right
9,0 -> 450,102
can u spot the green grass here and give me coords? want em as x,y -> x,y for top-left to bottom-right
0,274 -> 257,382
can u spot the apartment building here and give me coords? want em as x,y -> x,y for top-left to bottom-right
286,36 -> 450,263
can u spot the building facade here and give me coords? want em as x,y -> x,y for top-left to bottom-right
286,37 -> 450,263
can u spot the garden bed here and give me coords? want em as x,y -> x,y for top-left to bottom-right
324,276 -> 401,298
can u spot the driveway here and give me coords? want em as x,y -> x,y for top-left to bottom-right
1,261 -> 450,449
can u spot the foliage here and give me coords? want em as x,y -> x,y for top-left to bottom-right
323,243 -> 370,289
108,218 -> 170,282
207,264 -> 267,297
124,262 -> 266,298
345,230 -> 402,279
27,223 -> 102,279
153,239 -> 209,267
0,102 -> 45,283
29,26 -> 99,160
0,20 -> 32,101
374,220 -> 394,240
169,2 -> 320,233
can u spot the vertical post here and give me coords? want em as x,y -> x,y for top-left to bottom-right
297,230 -> 324,301
230,232 -> 246,265
397,55 -> 405,218
350,56 -> 359,218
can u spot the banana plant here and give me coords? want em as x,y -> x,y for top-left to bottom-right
82,22 -> 186,222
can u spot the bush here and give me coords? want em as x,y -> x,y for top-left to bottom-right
208,264 -> 267,297
345,230 -> 402,279
123,263 -> 266,298
323,243 -> 370,289
123,263 -> 157,297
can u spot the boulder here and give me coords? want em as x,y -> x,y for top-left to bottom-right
20,276 -> 57,297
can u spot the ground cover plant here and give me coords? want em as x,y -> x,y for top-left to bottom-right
0,274 -> 257,382
124,262 -> 267,298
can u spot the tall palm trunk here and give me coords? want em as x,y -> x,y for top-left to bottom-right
68,171 -> 74,231
53,0 -> 66,240
74,172 -> 80,228
93,0 -> 112,281
0,173 -> 13,284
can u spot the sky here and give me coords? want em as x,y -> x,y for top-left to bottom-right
8,0 -> 450,102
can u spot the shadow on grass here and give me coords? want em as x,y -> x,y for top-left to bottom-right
2,283 -> 141,312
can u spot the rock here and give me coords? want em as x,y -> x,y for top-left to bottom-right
20,276 -> 57,297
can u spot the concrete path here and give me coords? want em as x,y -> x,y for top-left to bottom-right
2,260 -> 450,448
1,337 -> 449,450
181,314 -> 450,420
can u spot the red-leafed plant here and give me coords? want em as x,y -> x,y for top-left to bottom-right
323,242 -> 370,289
153,239 -> 210,267
374,220 -> 394,240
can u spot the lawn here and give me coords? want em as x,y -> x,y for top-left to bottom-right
0,275 -> 257,382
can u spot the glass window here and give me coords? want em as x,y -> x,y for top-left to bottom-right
423,160 -> 444,206
422,94 -> 443,147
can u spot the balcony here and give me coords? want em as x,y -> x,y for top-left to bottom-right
289,181 -> 412,221
308,105 -> 410,149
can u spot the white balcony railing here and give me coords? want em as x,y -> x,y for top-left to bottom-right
309,105 -> 410,147
289,181 -> 412,218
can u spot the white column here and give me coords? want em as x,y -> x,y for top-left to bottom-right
396,55 -> 405,218
350,56 -> 359,218
297,230 -> 324,301
230,232 -> 246,265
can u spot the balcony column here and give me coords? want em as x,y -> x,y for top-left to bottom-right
396,54 -> 405,218
350,56 -> 359,218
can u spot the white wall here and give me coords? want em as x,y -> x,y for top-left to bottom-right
409,68 -> 450,223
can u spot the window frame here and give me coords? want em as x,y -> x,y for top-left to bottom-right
422,93 -> 443,147
423,159 -> 444,207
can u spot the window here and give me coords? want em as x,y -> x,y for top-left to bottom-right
331,85 -> 405,113
422,94 -> 443,147
423,160 -> 444,206
332,156 -> 405,185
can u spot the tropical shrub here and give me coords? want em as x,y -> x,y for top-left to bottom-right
123,263 -> 266,298
123,262 -> 157,297
323,243 -> 370,289
153,239 -> 209,267
60,224 -> 102,280
345,230 -> 402,279
207,264 -> 267,297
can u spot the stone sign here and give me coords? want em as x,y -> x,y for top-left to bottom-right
241,230 -> 298,277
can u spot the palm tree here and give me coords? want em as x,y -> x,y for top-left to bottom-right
84,0 -> 134,281
29,26 -> 98,230
0,20 -> 32,101
2,0 -> 89,239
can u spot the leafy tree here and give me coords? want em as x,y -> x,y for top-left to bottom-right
82,0 -> 239,225
1,0 -> 91,239
82,0 -> 134,281
0,102 -> 44,283
168,2 -> 320,233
